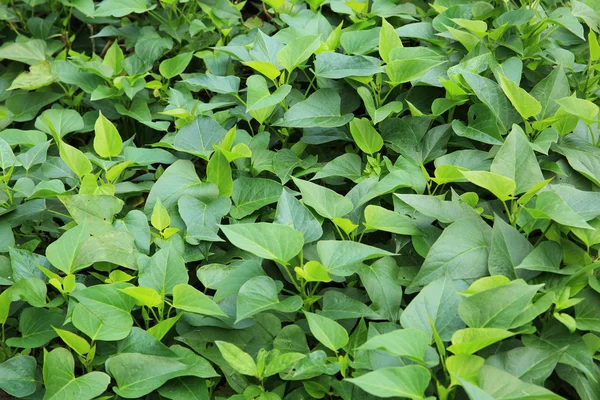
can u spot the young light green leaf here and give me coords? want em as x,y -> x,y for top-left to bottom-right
349,117 -> 383,154
159,52 -> 193,79
277,34 -> 321,72
151,198 -> 170,231
215,341 -> 257,376
53,328 -> 91,356
172,284 -> 226,317
379,18 -> 402,63
556,96 -> 599,124
461,170 -> 516,201
498,74 -> 541,120
119,287 -> 163,308
206,149 -> 233,197
59,141 -> 92,178
447,328 -> 515,355
94,111 -> 123,158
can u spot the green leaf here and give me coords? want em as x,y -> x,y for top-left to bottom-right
530,67 -> 570,120
556,96 -> 599,124
401,276 -> 468,341
304,311 -> 349,352
172,283 -> 226,316
0,290 -> 10,325
43,348 -> 110,400
451,104 -> 504,145
462,71 -> 520,133
144,160 -> 218,228
8,62 -> 57,91
243,61 -> 281,81
447,354 -> 485,388
184,74 -> 240,94
314,53 -> 382,79
526,191 -> 593,229
70,283 -> 136,341
359,328 -> 430,362
220,222 -> 304,264
549,7 -> 584,39
458,280 -> 543,329
107,351 -> 217,398
0,39 -> 46,65
179,195 -> 230,244
498,74 -> 541,120
263,351 -> 306,377
396,193 -> 478,224
147,315 -> 182,340
516,241 -> 563,274
274,89 -> 353,128
45,222 -> 89,274
409,218 -> 491,289
317,240 -> 394,276
174,116 -> 228,160
159,52 -> 193,79
8,278 -> 46,307
94,0 -> 156,17
490,125 -> 545,194
230,176 -> 282,219
292,177 -> 353,220
385,47 -> 446,85
0,138 -> 16,170
236,276 -> 302,322
6,308 -> 63,348
246,75 -> 291,112
357,257 -> 403,322
478,365 -> 564,399
0,356 -> 37,398
488,217 -> 533,279
349,117 -> 384,154
93,111 -> 123,158
486,346 -> 562,385
158,377 -> 208,400
139,244 -> 188,297
347,365 -> 431,399
35,109 -> 84,138
275,189 -> 323,243
364,205 -> 421,236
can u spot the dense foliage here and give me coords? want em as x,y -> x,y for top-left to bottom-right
2,0 -> 600,398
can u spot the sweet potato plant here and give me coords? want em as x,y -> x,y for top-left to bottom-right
1,0 -> 600,398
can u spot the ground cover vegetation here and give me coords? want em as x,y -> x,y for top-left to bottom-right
1,0 -> 600,398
